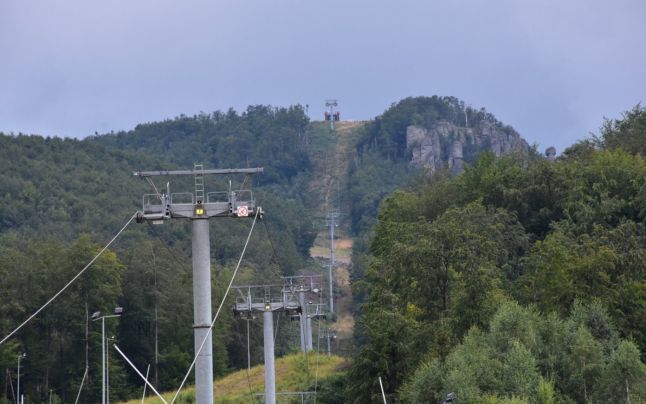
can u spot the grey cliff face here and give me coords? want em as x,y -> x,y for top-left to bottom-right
406,120 -> 529,174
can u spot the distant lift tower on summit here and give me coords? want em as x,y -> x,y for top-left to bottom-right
324,99 -> 340,129
134,164 -> 263,404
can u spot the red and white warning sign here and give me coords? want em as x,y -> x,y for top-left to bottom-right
236,205 -> 249,217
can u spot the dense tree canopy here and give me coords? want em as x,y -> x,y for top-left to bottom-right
90,105 -> 311,187
347,104 -> 646,402
599,104 -> 646,156
1,99 -> 644,403
0,105 -> 317,402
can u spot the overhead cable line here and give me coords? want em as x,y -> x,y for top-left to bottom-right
146,222 -> 191,271
170,210 -> 260,404
262,219 -> 284,270
0,211 -> 138,346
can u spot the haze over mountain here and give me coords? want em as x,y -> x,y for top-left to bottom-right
2,1 -> 644,153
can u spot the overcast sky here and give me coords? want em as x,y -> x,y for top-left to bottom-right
1,0 -> 644,152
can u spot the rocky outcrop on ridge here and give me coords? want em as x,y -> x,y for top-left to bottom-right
406,119 -> 529,173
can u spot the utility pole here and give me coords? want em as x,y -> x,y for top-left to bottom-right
319,328 -> 336,356
134,164 -> 263,404
149,245 -> 159,387
17,353 -> 25,404
232,284 -> 301,404
325,211 -> 339,314
91,308 -> 123,404
106,336 -> 115,404
326,329 -> 332,356
84,300 -> 89,398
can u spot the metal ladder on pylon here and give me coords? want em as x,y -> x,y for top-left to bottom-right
264,286 -> 271,304
194,163 -> 205,204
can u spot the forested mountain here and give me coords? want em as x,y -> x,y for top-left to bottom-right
355,96 -> 527,163
0,135 -> 153,238
345,105 -> 646,402
1,98 -> 644,403
0,105 -> 317,402
345,97 -> 535,311
89,105 -> 312,191
347,96 -> 531,235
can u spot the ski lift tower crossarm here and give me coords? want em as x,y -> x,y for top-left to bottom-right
133,164 -> 263,404
134,166 -> 264,223
324,99 -> 339,130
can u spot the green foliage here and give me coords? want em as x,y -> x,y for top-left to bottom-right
488,301 -> 541,356
0,103 -> 319,402
519,222 -> 646,352
501,341 -> 540,398
315,373 -> 349,404
346,152 -> 416,234
458,152 -> 563,237
346,96 -> 528,237
558,150 -> 646,231
595,340 -> 646,402
600,104 -> 646,155
368,198 -> 526,327
400,303 -> 646,402
0,236 -> 125,402
570,326 -> 603,401
350,200 -> 529,398
352,104 -> 646,403
444,328 -> 501,401
347,293 -> 424,403
0,133 -> 156,237
91,105 -> 311,187
355,96 -> 516,161
536,377 -> 556,404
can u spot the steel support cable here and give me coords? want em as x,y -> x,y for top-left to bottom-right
170,210 -> 259,404
0,211 -> 138,346
262,220 -> 283,269
263,218 -> 295,364
146,222 -> 191,271
264,219 -> 312,355
262,218 -> 296,349
113,344 -> 168,404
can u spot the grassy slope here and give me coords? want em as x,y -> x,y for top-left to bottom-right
304,121 -> 365,214
123,353 -> 346,403
305,121 -> 365,344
